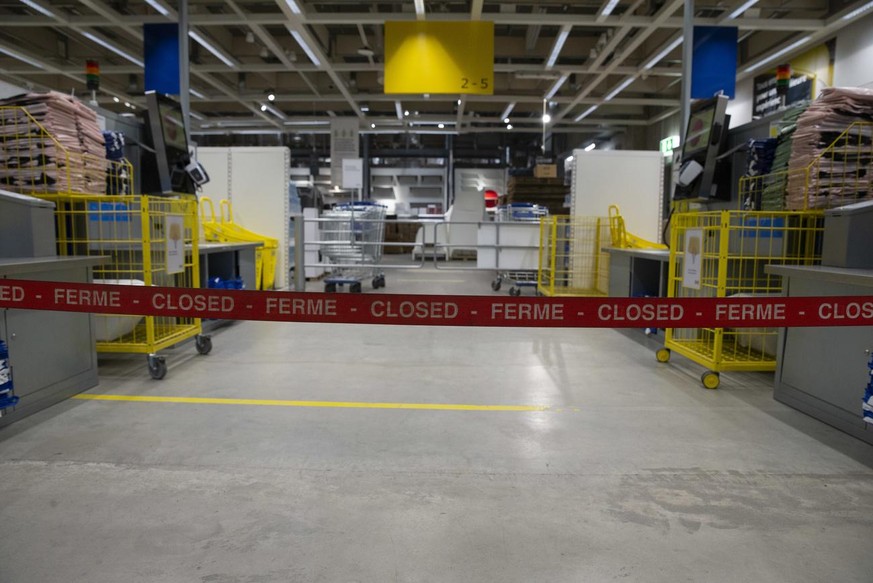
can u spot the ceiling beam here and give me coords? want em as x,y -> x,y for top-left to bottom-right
0,14 -> 828,32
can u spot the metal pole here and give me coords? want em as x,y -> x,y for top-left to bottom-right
293,214 -> 306,292
680,0 -> 694,142
179,0 -> 191,141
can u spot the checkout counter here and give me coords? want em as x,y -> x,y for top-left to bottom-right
766,200 -> 873,445
0,190 -> 102,427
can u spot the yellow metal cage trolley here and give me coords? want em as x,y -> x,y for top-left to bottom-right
0,106 -> 210,379
538,215 -> 610,297
657,210 -> 823,389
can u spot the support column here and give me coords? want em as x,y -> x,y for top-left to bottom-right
680,0 -> 694,141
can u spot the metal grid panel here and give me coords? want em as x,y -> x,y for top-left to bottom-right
665,210 -> 823,372
538,215 -> 609,297
37,194 -> 201,354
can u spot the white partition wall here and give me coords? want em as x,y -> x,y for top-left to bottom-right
571,150 -> 664,243
199,147 -> 291,289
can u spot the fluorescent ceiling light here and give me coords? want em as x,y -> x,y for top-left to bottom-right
143,0 -> 171,16
190,112 -> 204,121
726,0 -> 759,19
546,25 -> 572,69
290,29 -> 321,67
603,76 -> 635,101
0,45 -> 45,69
545,74 -> 569,99
81,32 -> 144,67
742,35 -> 812,74
642,36 -> 683,70
842,0 -> 873,20
189,30 -> 236,69
190,88 -> 206,99
283,120 -> 330,126
414,0 -> 425,20
584,143 -> 596,151
574,105 -> 598,122
284,0 -> 302,15
264,104 -> 286,119
19,0 -> 57,18
599,0 -> 620,18
499,102 -> 515,122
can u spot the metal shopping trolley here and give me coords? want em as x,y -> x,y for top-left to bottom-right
320,202 -> 387,293
491,203 -> 549,296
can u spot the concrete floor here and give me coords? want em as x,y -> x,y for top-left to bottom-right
1,264 -> 872,582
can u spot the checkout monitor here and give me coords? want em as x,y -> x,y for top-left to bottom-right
143,91 -> 195,195
673,95 -> 730,201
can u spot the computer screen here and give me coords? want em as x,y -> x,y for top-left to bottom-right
144,91 -> 193,194
159,103 -> 188,153
684,107 -> 716,154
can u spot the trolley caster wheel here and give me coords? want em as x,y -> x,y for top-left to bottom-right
491,278 -> 502,291
324,283 -> 337,293
147,355 -> 167,380
372,275 -> 385,289
701,371 -> 720,390
655,348 -> 671,363
509,287 -> 521,297
350,282 -> 363,293
195,334 -> 212,355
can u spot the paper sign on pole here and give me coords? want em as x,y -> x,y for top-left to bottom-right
341,158 -> 363,190
385,21 -> 494,95
330,118 -> 359,188
682,228 -> 703,290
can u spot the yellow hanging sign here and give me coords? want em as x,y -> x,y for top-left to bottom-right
384,21 -> 494,95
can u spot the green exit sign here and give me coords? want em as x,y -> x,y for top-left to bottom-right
660,135 -> 680,157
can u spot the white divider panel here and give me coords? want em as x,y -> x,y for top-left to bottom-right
571,150 -> 663,243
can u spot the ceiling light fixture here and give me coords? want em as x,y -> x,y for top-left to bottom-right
267,92 -> 276,101
190,88 -> 206,99
584,143 -> 596,151
19,0 -> 57,18
144,0 -> 171,16
574,105 -> 598,122
361,105 -> 370,112
404,110 -> 410,116
499,102 -> 515,122
603,76 -> 635,101
263,104 -> 285,119
190,112 -> 204,121
726,0 -> 759,19
290,29 -> 321,67
370,123 -> 376,128
260,104 -> 268,112
504,118 -> 511,124
414,0 -> 426,20
506,124 -> 513,130
438,123 -> 445,129
457,98 -> 462,106
598,0 -> 620,19
842,0 -> 873,20
113,96 -> 120,103
189,30 -> 236,69
545,74 -> 569,99
542,113 -> 551,124
395,101 -> 404,119
642,36 -> 683,70
546,25 -> 572,69
742,35 -> 812,74
123,101 -> 130,107
284,0 -> 302,14
81,31 -> 144,67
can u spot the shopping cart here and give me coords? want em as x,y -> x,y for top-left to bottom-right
491,203 -> 549,296
320,202 -> 387,293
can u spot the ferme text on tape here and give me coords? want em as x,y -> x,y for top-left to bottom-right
2,280 -> 873,329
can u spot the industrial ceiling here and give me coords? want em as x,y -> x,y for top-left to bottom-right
0,0 -> 870,138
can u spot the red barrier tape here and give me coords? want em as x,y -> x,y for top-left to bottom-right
1,279 -> 872,328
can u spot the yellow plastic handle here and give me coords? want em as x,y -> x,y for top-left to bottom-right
219,199 -> 234,224
199,196 -> 216,223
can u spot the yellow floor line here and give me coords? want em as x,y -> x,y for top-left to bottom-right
72,394 -> 549,412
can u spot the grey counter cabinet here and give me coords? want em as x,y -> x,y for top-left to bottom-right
766,265 -> 873,445
0,257 -> 104,428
